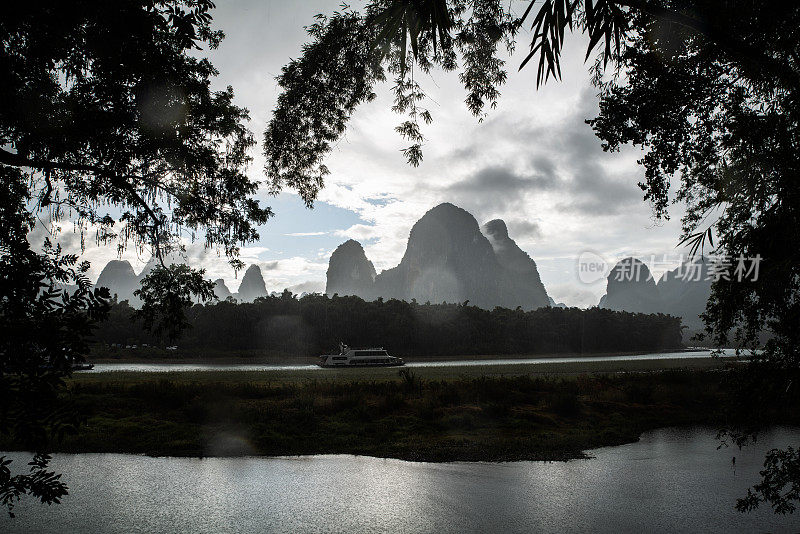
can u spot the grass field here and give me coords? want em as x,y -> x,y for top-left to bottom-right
3,356 -> 789,463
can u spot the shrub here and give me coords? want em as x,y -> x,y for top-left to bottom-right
549,391 -> 581,417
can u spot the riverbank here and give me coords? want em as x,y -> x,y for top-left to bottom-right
3,363 -> 792,462
87,347 -> 722,365
83,354 -> 737,379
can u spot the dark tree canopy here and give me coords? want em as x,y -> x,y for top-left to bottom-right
0,166 -> 110,516
264,0 -> 519,193
134,263 -> 215,341
0,0 -> 286,516
92,293 -> 684,356
581,2 -> 800,354
1,1 -> 271,263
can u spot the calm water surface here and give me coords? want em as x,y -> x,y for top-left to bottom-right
3,426 -> 798,533
87,349 -> 736,373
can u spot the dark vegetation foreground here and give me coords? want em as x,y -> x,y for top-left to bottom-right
92,295 -> 683,358
4,366 -> 797,462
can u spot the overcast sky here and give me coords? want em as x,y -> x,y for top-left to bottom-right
33,0 -> 692,307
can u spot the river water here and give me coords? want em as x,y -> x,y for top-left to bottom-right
2,426 -> 798,533
86,349 -> 737,373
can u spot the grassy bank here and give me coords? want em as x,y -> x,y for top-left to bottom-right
83,355 -> 738,382
4,362 -> 793,462
87,346 -> 705,364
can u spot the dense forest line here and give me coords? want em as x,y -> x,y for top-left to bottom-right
92,292 -> 684,358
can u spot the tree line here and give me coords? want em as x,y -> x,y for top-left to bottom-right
93,292 -> 683,357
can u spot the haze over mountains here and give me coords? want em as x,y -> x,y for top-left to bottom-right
236,264 -> 268,302
90,202 -> 713,333
327,203 -> 551,309
326,203 -> 713,331
94,258 -> 271,305
95,260 -> 141,305
598,257 -> 712,331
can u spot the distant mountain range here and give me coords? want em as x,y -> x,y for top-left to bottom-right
88,202 -> 714,334
93,258 -> 272,305
327,203 -> 713,332
326,203 -> 551,310
598,257 -> 712,332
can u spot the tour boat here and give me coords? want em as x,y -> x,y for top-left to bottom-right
318,343 -> 404,368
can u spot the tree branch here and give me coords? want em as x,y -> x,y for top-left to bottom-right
615,0 -> 800,90
1,147 -> 166,254
0,148 -> 102,174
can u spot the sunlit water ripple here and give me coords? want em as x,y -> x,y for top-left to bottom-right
2,426 -> 798,533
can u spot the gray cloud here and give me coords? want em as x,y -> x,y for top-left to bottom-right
448,165 -> 558,196
506,219 -> 543,240
530,155 -> 557,183
555,113 -> 643,215
437,163 -> 561,216
442,87 -> 643,218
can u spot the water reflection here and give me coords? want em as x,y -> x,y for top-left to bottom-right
2,426 -> 798,533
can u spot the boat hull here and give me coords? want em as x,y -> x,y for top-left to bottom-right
318,361 -> 405,368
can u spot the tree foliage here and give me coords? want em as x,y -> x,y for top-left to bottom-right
0,169 -> 110,516
134,263 -> 215,342
263,0 -> 518,187
738,446 -> 800,515
93,293 -> 683,356
0,454 -> 67,519
263,10 -> 385,204
0,0 -> 279,515
581,0 -> 799,369
1,0 -> 270,263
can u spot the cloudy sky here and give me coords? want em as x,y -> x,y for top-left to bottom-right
33,0 -> 692,306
